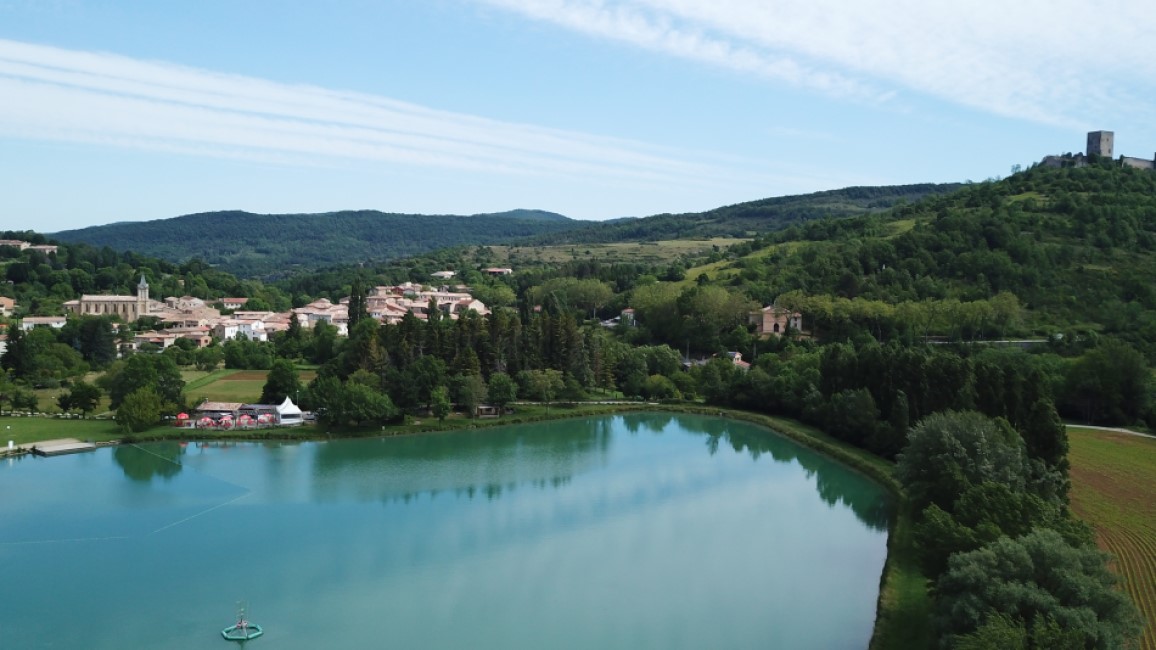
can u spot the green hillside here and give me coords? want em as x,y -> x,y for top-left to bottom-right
51,209 -> 577,279
688,162 -> 1156,357
50,185 -> 959,279
532,182 -> 962,244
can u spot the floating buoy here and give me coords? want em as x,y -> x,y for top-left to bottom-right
221,603 -> 263,642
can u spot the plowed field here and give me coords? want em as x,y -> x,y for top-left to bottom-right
1069,427 -> 1156,650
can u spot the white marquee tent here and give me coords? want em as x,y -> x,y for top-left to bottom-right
276,397 -> 303,426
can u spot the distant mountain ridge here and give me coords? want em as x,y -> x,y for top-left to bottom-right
50,184 -> 961,278
52,209 -> 577,278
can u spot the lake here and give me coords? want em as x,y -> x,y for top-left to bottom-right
0,413 -> 893,649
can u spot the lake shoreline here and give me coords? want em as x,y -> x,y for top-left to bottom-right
2,402 -> 921,648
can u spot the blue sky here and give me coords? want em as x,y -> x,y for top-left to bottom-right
1,0 -> 1153,232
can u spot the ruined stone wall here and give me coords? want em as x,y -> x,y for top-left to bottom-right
1121,156 -> 1155,170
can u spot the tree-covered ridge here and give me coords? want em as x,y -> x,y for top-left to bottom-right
51,209 -> 579,279
48,184 -> 961,279
0,232 -> 290,317
530,182 -> 962,244
697,162 -> 1156,358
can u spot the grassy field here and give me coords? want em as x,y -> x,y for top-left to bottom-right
490,238 -> 747,265
885,219 -> 917,238
30,371 -> 113,416
184,369 -> 317,405
1068,427 -> 1156,650
0,416 -> 125,446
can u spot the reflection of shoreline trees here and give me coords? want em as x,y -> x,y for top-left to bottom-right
308,413 -> 892,530
309,418 -> 610,503
692,415 -> 894,531
112,442 -> 183,482
619,412 -> 675,434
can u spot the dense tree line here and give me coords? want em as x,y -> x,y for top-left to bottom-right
898,412 -> 1140,647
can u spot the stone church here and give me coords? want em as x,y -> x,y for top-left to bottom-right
63,274 -> 155,321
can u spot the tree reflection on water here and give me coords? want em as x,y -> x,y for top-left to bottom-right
306,413 -> 893,530
112,442 -> 183,482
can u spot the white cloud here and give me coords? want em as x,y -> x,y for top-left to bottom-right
0,38 -> 774,191
478,0 -> 879,100
479,0 -> 1156,127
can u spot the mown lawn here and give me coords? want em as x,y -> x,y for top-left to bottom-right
183,369 -> 316,405
1068,427 -> 1156,650
0,417 -> 125,446
30,371 -> 113,416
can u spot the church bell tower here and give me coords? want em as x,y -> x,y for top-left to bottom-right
136,273 -> 150,320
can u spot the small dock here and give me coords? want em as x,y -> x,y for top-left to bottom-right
29,438 -> 98,457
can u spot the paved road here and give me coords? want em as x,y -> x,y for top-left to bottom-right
1065,423 -> 1154,439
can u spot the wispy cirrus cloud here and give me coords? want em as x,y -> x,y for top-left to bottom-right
479,0 -> 1156,128
0,38 -> 773,190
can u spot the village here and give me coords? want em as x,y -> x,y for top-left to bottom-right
0,238 -> 808,431
0,242 -> 514,357
0,236 -> 803,379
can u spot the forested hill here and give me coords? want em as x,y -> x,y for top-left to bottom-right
691,161 -> 1156,358
52,209 -> 577,279
530,182 -> 962,244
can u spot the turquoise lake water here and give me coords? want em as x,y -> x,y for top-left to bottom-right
0,414 -> 892,649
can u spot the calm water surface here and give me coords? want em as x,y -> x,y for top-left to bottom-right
0,414 -> 892,649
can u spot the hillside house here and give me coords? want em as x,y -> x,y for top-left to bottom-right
169,326 -> 214,347
362,284 -> 489,324
601,308 -> 637,328
293,298 -> 349,328
153,295 -> 221,326
20,316 -> 67,331
213,319 -> 268,342
133,330 -> 179,350
0,296 -> 15,317
0,239 -> 29,250
750,305 -> 803,338
164,295 -> 206,311
724,351 -> 751,370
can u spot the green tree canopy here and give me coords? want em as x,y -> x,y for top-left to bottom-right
115,387 -> 162,433
60,380 -> 102,416
934,529 -> 1142,649
486,372 -> 517,413
896,411 -> 1027,513
430,385 -> 451,422
1062,339 -> 1152,425
260,359 -> 301,405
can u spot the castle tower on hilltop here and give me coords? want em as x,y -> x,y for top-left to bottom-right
136,274 -> 150,318
1087,130 -> 1114,158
